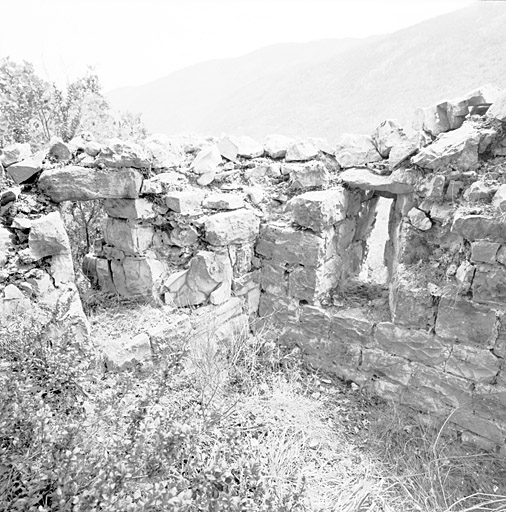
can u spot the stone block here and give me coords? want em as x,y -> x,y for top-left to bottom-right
299,305 -> 332,339
472,265 -> 506,305
192,145 -> 222,174
445,344 -> 500,384
330,308 -> 375,347
435,297 -> 496,345
96,138 -> 150,168
471,241 -> 499,264
143,134 -> 184,169
6,150 -> 45,184
111,257 -> 165,298
488,88 -> 506,122
205,209 -> 260,246
452,214 -> 506,243
256,222 -> 327,267
260,261 -> 288,296
411,123 -> 481,172
414,102 -> 450,137
288,188 -> 347,232
361,349 -> 414,386
0,142 -> 31,168
203,193 -> 245,210
492,185 -> 506,213
264,134 -> 295,159
169,225 -> 199,247
38,167 -> 143,202
375,322 -> 448,365
390,281 -> 436,329
446,180 -> 464,200
104,218 -> 154,255
407,208 -> 432,231
339,167 -> 414,195
103,198 -> 155,219
289,162 -> 329,190
335,133 -> 383,167
285,140 -> 319,162
463,181 -> 496,202
165,190 -> 206,213
258,292 -> 300,326
288,265 -> 318,301
29,211 -> 71,260
371,119 -> 408,158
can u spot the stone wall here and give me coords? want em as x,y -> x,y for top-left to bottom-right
2,85 -> 506,449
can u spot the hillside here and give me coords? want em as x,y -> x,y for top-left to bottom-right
107,2 -> 506,143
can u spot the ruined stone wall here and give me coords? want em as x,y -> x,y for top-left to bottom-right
2,85 -> 506,449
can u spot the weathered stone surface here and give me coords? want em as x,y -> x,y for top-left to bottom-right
471,241 -> 499,264
371,119 -> 408,158
95,138 -> 150,168
84,141 -> 102,157
335,134 -> 382,167
29,211 -> 70,260
203,193 -> 244,210
205,209 -> 260,246
111,257 -> 165,298
165,190 -> 206,213
6,150 -> 45,184
472,265 -> 506,305
192,145 -> 222,174
330,308 -> 375,347
414,101 -> 450,137
339,167 -> 414,195
285,140 -> 319,162
38,167 -> 143,202
11,216 -> 32,230
408,208 -> 432,231
260,261 -> 288,296
361,349 -> 414,386
446,180 -> 464,200
258,292 -> 300,326
492,185 -> 506,213
48,139 -> 72,162
446,344 -> 501,384
104,218 -> 154,255
1,284 -> 31,317
288,266 -> 319,302
388,137 -> 419,169
169,225 -> 199,247
0,226 -> 15,267
411,123 -> 481,171
100,332 -> 152,370
104,198 -> 155,219
424,175 -> 446,200
390,281 -> 435,329
256,222 -> 326,267
445,98 -> 468,130
289,162 -> 329,190
288,188 -> 347,232
435,297 -> 496,345
143,134 -> 183,168
375,322 -> 448,365
0,142 -> 31,167
196,171 -> 216,186
51,253 -> 75,286
488,88 -> 506,122
264,134 -> 294,159
235,136 -> 264,159
456,260 -> 475,294
463,181 -> 496,202
452,214 -> 506,242
185,250 -> 232,305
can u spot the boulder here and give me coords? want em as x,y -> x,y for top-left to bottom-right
414,101 -> 450,137
264,134 -> 294,159
38,167 -> 143,202
288,188 -> 347,232
339,167 -> 414,195
6,150 -> 45,184
29,211 -> 71,260
192,145 -> 222,174
335,134 -> 382,167
463,181 -> 496,202
84,141 -> 102,157
371,119 -> 408,158
285,140 -> 319,162
388,137 -> 419,169
205,209 -> 260,246
48,139 -> 72,162
488,88 -> 506,122
411,122 -> 481,171
407,208 -> 432,231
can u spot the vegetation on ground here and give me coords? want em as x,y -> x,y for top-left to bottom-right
1,299 -> 506,511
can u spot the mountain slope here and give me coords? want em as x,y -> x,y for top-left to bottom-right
107,2 -> 506,143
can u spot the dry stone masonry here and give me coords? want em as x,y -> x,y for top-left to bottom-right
2,85 -> 506,450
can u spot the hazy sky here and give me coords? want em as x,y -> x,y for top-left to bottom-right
0,0 -> 477,92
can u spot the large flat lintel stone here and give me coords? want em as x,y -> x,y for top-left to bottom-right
38,166 -> 143,202
339,167 -> 414,194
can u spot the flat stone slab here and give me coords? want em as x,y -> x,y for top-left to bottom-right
38,166 -> 143,202
339,167 -> 414,194
452,214 -> 506,243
